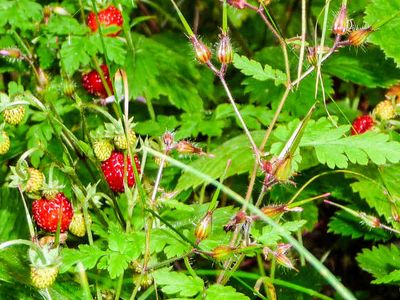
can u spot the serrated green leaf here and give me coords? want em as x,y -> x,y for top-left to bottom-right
0,0 -> 42,31
233,53 -> 286,85
153,269 -> 204,297
206,284 -> 250,300
92,36 -> 127,66
45,15 -> 87,35
60,36 -> 97,76
324,47 -> 400,88
357,244 -> 400,284
60,245 -> 106,273
253,220 -> 307,246
364,0 -> 400,66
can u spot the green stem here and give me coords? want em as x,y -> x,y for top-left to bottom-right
222,0 -> 228,33
169,0 -> 195,36
114,271 -> 124,300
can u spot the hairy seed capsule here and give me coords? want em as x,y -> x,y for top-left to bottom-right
212,245 -> 235,260
190,37 -> 212,64
333,5 -> 348,35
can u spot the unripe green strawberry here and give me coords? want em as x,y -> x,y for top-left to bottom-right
3,105 -> 25,125
26,168 -> 45,193
0,131 -> 10,155
93,140 -> 114,161
69,212 -> 90,237
373,100 -> 396,120
62,79 -> 76,97
31,266 -> 59,289
114,131 -> 137,150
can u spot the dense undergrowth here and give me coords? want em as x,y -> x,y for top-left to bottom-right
1,0 -> 400,299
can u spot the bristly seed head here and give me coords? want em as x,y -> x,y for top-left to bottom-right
217,32 -> 234,64
348,27 -> 373,47
190,36 -> 212,64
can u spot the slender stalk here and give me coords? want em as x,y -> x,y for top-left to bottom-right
296,0 -> 307,87
18,186 -> 35,239
218,74 -> 261,164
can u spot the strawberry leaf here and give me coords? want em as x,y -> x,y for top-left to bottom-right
206,284 -> 250,300
233,53 -> 286,85
356,244 -> 400,284
153,269 -> 204,297
364,0 -> 400,67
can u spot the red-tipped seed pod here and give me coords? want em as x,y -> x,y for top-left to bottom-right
348,27 -> 373,47
190,37 -> 212,64
217,33 -> 234,64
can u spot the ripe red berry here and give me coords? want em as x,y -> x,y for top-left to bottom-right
101,151 -> 141,193
32,193 -> 74,233
82,64 -> 113,98
351,115 -> 374,135
87,5 -> 123,37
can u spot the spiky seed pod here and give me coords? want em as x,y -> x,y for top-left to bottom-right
114,131 -> 137,150
133,273 -> 154,290
190,37 -> 212,64
348,27 -> 373,47
217,33 -> 234,64
373,100 -> 396,120
0,48 -> 23,60
31,266 -> 59,289
333,5 -> 348,35
93,140 -> 114,161
25,168 -> 45,193
69,213 -> 90,237
212,245 -> 235,261
3,105 -> 25,125
0,131 -> 10,155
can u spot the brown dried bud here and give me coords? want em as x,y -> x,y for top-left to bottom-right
212,245 -> 235,260
333,5 -> 348,35
162,131 -> 174,149
306,46 -> 330,66
217,33 -> 234,64
194,211 -> 213,244
190,37 -> 212,64
348,27 -> 373,47
227,0 -> 246,9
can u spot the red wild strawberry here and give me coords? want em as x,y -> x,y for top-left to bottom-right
87,5 -> 123,37
351,115 -> 374,135
32,193 -> 74,233
82,64 -> 113,98
101,151 -> 141,192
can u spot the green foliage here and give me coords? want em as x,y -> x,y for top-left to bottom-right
206,284 -> 250,300
153,269 -> 204,298
357,244 -> 400,285
365,0 -> 400,67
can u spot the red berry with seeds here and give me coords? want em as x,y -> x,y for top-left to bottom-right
32,193 -> 74,233
351,115 -> 374,135
101,151 -> 141,193
87,5 -> 123,37
82,64 -> 113,98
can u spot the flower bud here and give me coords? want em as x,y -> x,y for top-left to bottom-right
190,37 -> 212,64
176,140 -> 205,155
217,33 -> 234,64
333,5 -> 348,35
227,0 -> 246,9
0,48 -> 23,60
194,211 -> 213,244
360,213 -> 381,228
212,245 -> 235,260
264,244 -> 298,271
348,27 -> 373,47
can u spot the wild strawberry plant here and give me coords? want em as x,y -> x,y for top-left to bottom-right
0,0 -> 400,299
